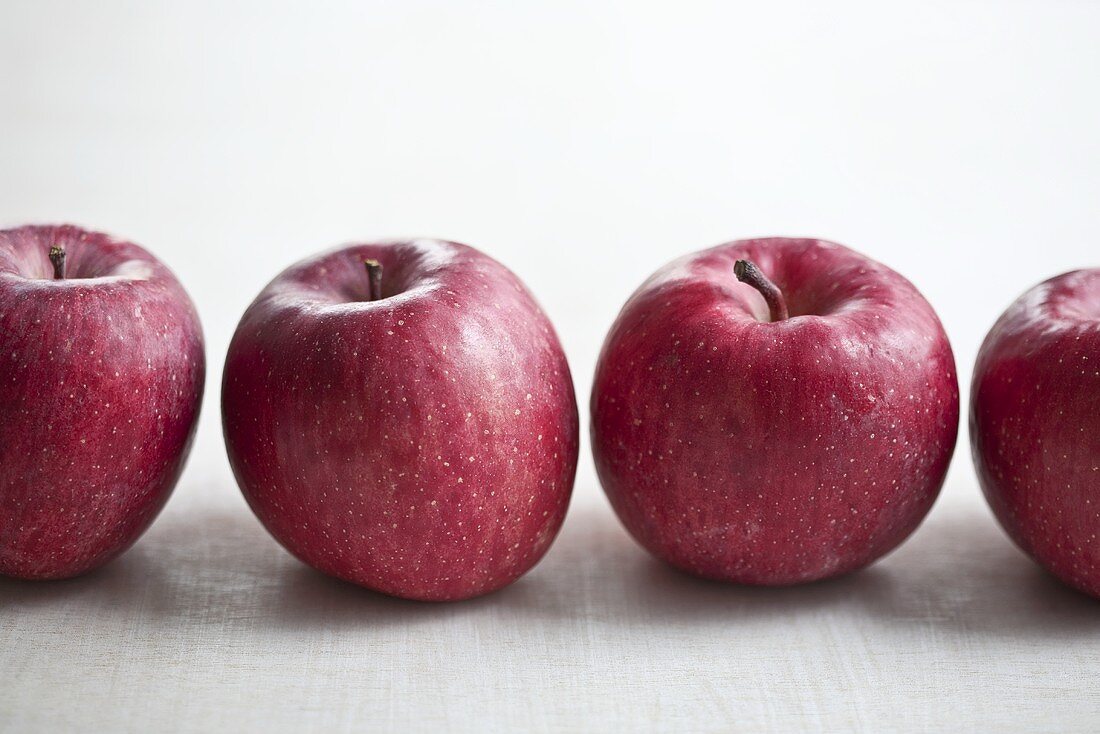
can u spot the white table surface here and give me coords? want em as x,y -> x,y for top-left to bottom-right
5,477 -> 1100,733
3,2 -> 1100,731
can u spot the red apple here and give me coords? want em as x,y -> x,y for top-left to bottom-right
222,239 -> 578,601
0,224 -> 205,579
591,237 -> 959,585
971,269 -> 1100,597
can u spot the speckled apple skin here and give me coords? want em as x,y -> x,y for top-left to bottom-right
0,225 -> 205,580
592,238 -> 959,585
222,240 -> 578,601
971,269 -> 1100,598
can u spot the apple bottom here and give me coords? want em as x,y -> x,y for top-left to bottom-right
0,491 -> 172,581
239,474 -> 572,602
973,372 -> 1100,599
599,458 -> 944,586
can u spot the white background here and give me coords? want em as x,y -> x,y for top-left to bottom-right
2,1 -> 1100,731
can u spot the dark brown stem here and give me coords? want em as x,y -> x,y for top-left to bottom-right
49,246 -> 66,280
734,259 -> 788,321
364,259 -> 383,301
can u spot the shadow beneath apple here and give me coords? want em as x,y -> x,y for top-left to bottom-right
0,496 -> 569,630
865,501 -> 1100,639
520,501 -> 901,626
268,562 -> 504,629
0,503 -> 277,620
523,496 -> 1100,638
0,542 -> 163,608
2,491 -> 1097,641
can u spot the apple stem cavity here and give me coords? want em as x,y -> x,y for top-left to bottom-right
49,245 -> 66,280
734,259 -> 788,322
364,259 -> 383,302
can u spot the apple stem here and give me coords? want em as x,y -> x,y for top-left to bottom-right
364,259 -> 383,301
49,245 -> 66,280
734,259 -> 788,322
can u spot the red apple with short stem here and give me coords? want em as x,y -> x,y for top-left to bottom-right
971,269 -> 1100,598
0,224 -> 205,580
591,237 -> 959,584
222,239 -> 578,601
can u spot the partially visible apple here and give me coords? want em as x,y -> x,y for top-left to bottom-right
971,269 -> 1100,597
222,239 -> 578,601
591,238 -> 959,584
0,224 -> 205,579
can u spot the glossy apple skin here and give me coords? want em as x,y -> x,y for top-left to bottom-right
222,240 -> 578,601
0,225 -> 205,580
592,238 -> 959,585
971,269 -> 1100,597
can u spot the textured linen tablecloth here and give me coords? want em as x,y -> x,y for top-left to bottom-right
3,462 -> 1099,732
